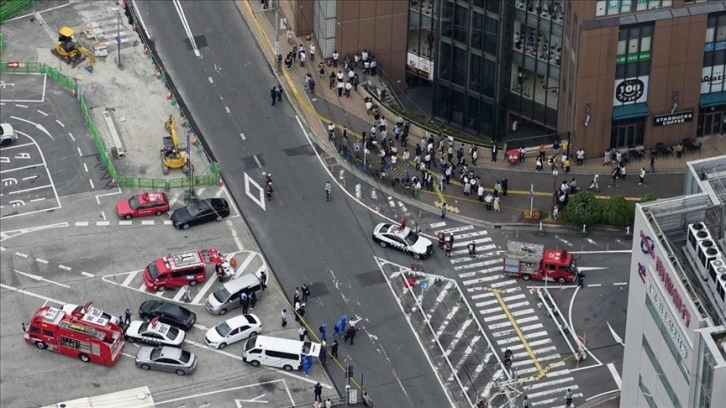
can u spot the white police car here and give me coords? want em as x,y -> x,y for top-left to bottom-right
372,222 -> 434,259
125,319 -> 186,347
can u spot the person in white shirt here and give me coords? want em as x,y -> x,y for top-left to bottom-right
309,44 -> 315,61
332,50 -> 340,67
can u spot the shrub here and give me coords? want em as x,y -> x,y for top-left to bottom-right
640,193 -> 657,203
602,195 -> 635,228
565,191 -> 603,227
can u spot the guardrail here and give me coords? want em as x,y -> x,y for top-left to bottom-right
1,61 -> 220,189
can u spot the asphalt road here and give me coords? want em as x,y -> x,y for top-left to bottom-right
135,1 -> 453,406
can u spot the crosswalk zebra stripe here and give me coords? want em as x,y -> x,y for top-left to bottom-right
530,394 -> 583,407
451,230 -> 490,239
483,313 -> 508,323
496,336 -> 521,346
464,274 -> 502,286
475,298 -> 499,308
454,259 -> 502,272
434,305 -> 461,339
515,366 -> 538,375
545,368 -> 571,377
450,252 -> 498,265
519,323 -> 544,332
489,321 -> 512,330
532,347 -> 559,357
510,308 -> 535,317
445,319 -> 474,356
434,225 -> 475,234
524,331 -> 549,340
503,293 -> 527,302
490,280 -> 516,288
505,300 -> 531,309
526,386 -> 580,400
526,376 -> 576,390
470,292 -> 495,300
467,282 -> 518,293
452,238 -> 493,248
480,305 -> 506,315
524,338 -> 551,347
515,316 -> 539,324
492,329 -> 514,338
447,335 -> 482,378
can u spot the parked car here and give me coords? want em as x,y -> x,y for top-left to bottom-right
125,319 -> 185,347
205,314 -> 262,349
0,123 -> 17,146
135,346 -> 197,375
372,222 -> 434,259
171,198 -> 230,230
138,300 -> 196,331
116,192 -> 170,219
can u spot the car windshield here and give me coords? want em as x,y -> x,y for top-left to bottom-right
150,347 -> 163,360
128,195 -> 141,210
244,336 -> 256,351
166,327 -> 180,340
179,350 -> 192,364
215,322 -> 232,337
213,286 -> 231,303
139,321 -> 151,332
146,262 -> 159,279
403,230 -> 419,246
187,201 -> 207,217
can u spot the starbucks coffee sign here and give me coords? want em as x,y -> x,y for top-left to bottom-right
653,110 -> 694,127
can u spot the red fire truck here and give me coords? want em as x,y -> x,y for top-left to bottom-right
24,301 -> 125,366
503,241 -> 578,283
143,248 -> 222,291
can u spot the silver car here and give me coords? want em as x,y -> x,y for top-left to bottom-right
135,346 -> 197,375
0,123 -> 17,146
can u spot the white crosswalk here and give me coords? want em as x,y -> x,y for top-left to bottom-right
431,223 -> 581,408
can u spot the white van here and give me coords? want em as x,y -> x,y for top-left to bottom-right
243,335 -> 321,371
205,273 -> 263,315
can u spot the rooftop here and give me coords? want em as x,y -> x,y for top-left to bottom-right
638,155 -> 726,327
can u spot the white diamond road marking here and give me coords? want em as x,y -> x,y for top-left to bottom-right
434,305 -> 460,340
444,318 -> 474,356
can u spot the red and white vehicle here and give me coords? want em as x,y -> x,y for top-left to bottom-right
503,241 -> 578,283
116,192 -> 170,219
24,301 -> 125,366
143,249 -> 223,291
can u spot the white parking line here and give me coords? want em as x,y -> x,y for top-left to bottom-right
607,362 -> 622,388
0,163 -> 45,174
58,265 -> 71,271
15,270 -> 70,288
81,272 -> 94,277
36,258 -> 48,264
15,252 -> 28,258
0,283 -> 64,304
75,221 -> 89,226
55,119 -> 65,128
8,185 -> 53,195
141,220 -> 155,225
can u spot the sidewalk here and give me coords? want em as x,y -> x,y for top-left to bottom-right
239,0 -> 722,228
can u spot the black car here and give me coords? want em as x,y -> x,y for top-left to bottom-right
139,300 -> 196,330
171,198 -> 230,230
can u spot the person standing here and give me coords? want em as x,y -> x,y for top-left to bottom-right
577,271 -> 585,288
343,325 -> 357,345
650,156 -> 656,173
314,382 -> 323,402
319,322 -> 328,342
493,196 -> 501,212
302,283 -> 311,302
639,167 -> 646,185
260,271 -> 267,290
491,144 -> 497,162
564,388 -> 573,407
309,43 -> 315,61
298,325 -> 308,341
249,291 -> 257,309
281,309 -> 288,327
276,85 -> 282,103
332,50 -> 339,67
319,341 -> 328,365
331,339 -> 339,358
302,355 -> 312,376
299,50 -> 306,67
117,315 -> 125,331
270,87 -> 277,106
337,79 -> 344,97
441,203 -> 447,219
240,291 -> 249,314
124,308 -> 132,326
344,81 -> 352,97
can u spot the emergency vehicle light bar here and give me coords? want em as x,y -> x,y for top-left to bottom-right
60,321 -> 105,341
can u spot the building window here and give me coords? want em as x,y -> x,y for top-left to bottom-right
639,376 -> 658,408
596,0 -> 673,17
454,3 -> 469,44
695,338 -> 715,408
644,296 -> 690,383
471,11 -> 483,51
641,336 -> 683,408
702,13 -> 726,95
515,0 -> 564,24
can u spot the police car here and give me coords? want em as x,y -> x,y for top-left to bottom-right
125,318 -> 186,347
372,222 -> 434,259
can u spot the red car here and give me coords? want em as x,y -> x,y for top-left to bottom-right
116,192 -> 170,219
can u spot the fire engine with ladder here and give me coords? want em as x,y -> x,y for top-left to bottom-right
24,301 -> 125,366
502,241 -> 578,283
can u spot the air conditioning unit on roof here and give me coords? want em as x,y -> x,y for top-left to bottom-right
688,223 -> 711,261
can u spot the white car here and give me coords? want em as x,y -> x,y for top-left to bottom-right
205,314 -> 262,349
372,223 -> 434,259
0,123 -> 17,146
125,319 -> 186,347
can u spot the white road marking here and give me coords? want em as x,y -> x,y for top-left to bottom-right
29,198 -> 46,203
75,221 -> 89,226
56,119 -> 65,128
89,179 -> 94,189
15,270 -> 70,288
607,363 -> 622,388
141,220 -> 155,225
58,265 -> 71,271
121,271 -> 140,287
81,272 -> 94,278
15,104 -> 27,108
0,163 -> 45,174
225,106 -> 231,114
35,258 -> 48,264
613,282 -> 628,286
163,220 -> 173,225
97,221 -> 110,226
588,283 -> 602,287
68,132 -> 75,142
8,185 -> 52,195
240,133 -> 246,140
208,76 -> 214,84
77,147 -> 82,156
244,172 -> 266,211
37,109 -> 48,116
15,252 -> 28,258
0,283 -> 65,304
119,220 -> 132,226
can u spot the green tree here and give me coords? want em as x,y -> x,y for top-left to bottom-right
565,191 -> 603,227
602,195 -> 635,228
640,193 -> 657,203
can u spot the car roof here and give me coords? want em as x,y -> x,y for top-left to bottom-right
0,123 -> 12,133
224,314 -> 256,328
153,346 -> 182,359
139,192 -> 166,203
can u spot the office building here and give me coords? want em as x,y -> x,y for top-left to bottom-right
620,155 -> 726,407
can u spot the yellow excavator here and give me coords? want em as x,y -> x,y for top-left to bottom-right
162,115 -> 188,175
51,26 -> 95,73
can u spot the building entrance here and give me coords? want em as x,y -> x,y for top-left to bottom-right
703,111 -> 723,136
610,119 -> 644,149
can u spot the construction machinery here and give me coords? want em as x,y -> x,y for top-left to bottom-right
162,115 -> 188,175
51,27 -> 95,73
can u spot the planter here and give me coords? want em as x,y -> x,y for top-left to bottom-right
523,209 -> 541,221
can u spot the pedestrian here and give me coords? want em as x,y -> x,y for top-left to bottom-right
319,322 -> 328,341
309,43 -> 315,61
352,73 -> 359,91
319,341 -> 327,365
650,156 -> 656,173
484,192 -> 493,210
333,317 -> 344,337
441,203 -> 447,219
293,287 -> 301,305
502,178 -> 508,196
331,340 -> 339,358
270,87 -> 277,106
302,283 -> 311,302
124,308 -> 132,326
362,392 -> 371,407
438,173 -> 445,191
536,157 -> 543,171
303,355 -> 312,376
299,50 -> 306,67
553,205 -> 559,220
468,241 -> 476,257
577,271 -> 585,288
298,325 -> 308,341
345,81 -> 352,97
588,174 -> 600,193
294,301 -> 302,322
522,395 -> 529,408
639,167 -> 646,185
337,80 -> 344,97
260,271 -> 267,290
250,291 -> 257,309
284,52 -> 293,69
182,284 -> 192,303
324,398 -> 333,408
343,325 -> 357,345
565,388 -> 573,407
491,144 -> 497,162
276,85 -> 282,102
332,50 -> 339,67
471,145 -> 479,165
620,165 -> 627,181
286,27 -> 294,44
610,166 -> 619,187
494,196 -> 501,212
314,382 -> 323,402
477,184 -> 484,201
445,240 -> 453,257
576,148 -> 585,165
281,309 -> 288,327
118,315 -> 125,330
240,291 -> 249,314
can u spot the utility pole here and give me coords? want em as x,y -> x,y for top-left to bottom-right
273,0 -> 280,73
116,4 -> 121,68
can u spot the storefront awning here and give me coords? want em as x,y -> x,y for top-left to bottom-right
612,103 -> 650,120
700,91 -> 726,108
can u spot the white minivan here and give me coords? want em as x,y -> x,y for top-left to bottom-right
243,335 -> 321,371
205,273 -> 263,315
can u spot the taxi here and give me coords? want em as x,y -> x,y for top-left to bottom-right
116,192 -> 170,219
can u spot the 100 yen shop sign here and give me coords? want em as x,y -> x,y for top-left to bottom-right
615,78 -> 645,103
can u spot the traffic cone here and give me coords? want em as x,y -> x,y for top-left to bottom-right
218,178 -> 224,187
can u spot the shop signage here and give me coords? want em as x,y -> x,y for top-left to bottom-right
701,65 -> 725,94
653,110 -> 694,127
614,77 -> 648,105
639,230 -> 692,328
406,52 -> 434,81
615,51 -> 651,65
704,41 -> 726,52
647,280 -> 689,359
